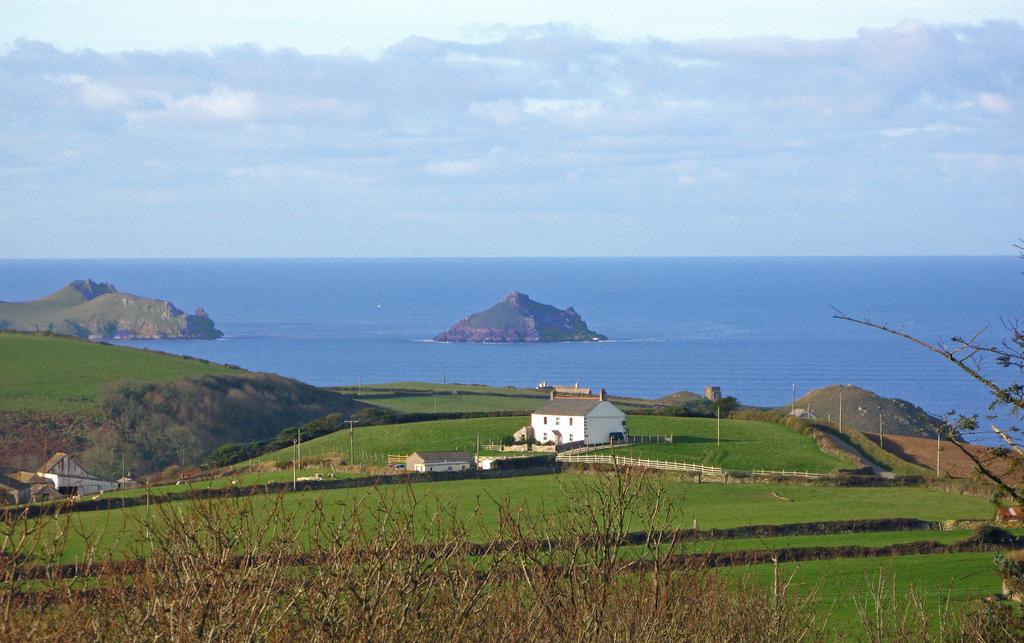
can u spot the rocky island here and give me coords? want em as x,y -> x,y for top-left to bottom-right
0,279 -> 222,340
434,292 -> 607,343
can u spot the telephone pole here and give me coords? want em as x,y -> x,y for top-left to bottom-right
346,419 -> 359,464
878,415 -> 883,448
791,384 -> 796,415
716,404 -> 721,447
838,393 -> 843,434
936,430 -> 941,476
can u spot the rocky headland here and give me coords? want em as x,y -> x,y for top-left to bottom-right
0,279 -> 223,340
434,292 -> 607,343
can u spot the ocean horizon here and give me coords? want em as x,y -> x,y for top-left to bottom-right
2,256 -> 1020,430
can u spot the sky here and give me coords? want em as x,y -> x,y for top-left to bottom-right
1,3 -> 1023,257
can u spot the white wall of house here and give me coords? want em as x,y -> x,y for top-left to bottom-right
531,413 -> 585,444
531,401 -> 627,445
412,461 -> 472,473
582,401 -> 628,444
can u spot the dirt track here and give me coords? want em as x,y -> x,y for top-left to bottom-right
865,432 -> 1024,483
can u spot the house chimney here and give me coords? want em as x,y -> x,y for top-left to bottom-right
600,388 -> 607,401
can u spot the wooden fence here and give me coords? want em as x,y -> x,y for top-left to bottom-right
556,454 -> 724,475
556,453 -> 830,480
751,468 -> 826,479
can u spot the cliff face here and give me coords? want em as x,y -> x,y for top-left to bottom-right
0,279 -> 223,340
434,292 -> 607,343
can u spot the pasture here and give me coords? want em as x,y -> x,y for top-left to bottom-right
42,472 -> 991,562
0,332 -> 235,412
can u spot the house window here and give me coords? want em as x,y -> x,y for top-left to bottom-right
555,417 -> 560,425
569,417 -> 573,426
543,416 -> 548,425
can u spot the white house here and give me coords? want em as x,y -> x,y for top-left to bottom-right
405,451 -> 475,473
531,389 -> 627,446
38,452 -> 117,496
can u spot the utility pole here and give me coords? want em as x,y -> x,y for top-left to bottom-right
791,384 -> 796,415
936,430 -> 941,477
838,393 -> 843,434
297,423 -> 302,467
292,440 -> 297,491
358,375 -> 362,397
716,404 -> 721,447
879,415 -> 883,448
346,419 -> 359,464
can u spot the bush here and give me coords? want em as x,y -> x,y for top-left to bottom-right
967,524 -> 1019,545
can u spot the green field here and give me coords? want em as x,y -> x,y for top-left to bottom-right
259,415 -> 849,473
596,416 -> 849,473
334,381 -> 659,413
729,552 -> 1004,629
259,416 -> 529,465
45,472 -> 992,562
0,333 -> 236,412
100,468 -> 365,499
362,393 -> 542,414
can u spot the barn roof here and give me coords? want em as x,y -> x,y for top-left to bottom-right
0,474 -> 30,492
533,397 -> 603,416
39,452 -> 69,473
408,451 -> 474,463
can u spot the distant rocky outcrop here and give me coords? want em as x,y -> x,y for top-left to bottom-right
779,384 -> 941,437
0,279 -> 223,340
434,292 -> 607,343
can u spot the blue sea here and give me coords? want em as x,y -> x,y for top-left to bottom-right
1,257 -> 1020,427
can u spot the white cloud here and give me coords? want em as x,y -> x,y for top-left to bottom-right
2,21 -> 1023,256
468,100 -> 522,126
522,98 -> 602,121
140,87 -> 259,122
881,122 -> 967,137
424,157 -> 488,177
977,92 -> 1014,114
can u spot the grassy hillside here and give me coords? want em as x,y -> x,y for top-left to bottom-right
261,415 -> 848,473
333,381 -> 657,413
44,473 -> 992,561
0,332 -> 236,412
0,332 -> 358,476
784,384 -> 940,437
594,416 -> 848,473
259,416 -> 527,466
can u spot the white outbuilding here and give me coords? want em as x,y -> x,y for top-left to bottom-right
406,451 -> 475,473
531,389 -> 627,446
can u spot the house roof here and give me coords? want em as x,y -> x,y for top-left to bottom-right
408,451 -> 474,464
533,397 -> 603,416
998,507 -> 1024,518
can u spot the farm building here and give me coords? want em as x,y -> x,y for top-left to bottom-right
38,452 -> 117,496
406,451 -> 475,473
7,470 -> 62,502
0,474 -> 31,505
997,507 -> 1024,524
531,388 -> 626,446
